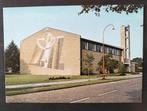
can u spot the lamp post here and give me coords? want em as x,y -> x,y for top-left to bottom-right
102,24 -> 115,80
140,24 -> 143,27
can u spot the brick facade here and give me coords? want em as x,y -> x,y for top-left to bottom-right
20,27 -> 123,75
20,27 -> 81,75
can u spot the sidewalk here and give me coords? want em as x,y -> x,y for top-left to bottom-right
6,74 -> 142,89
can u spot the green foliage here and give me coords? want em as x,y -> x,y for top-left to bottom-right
5,40 -> 20,73
49,76 -> 70,80
82,67 -> 88,74
79,5 -> 143,16
119,62 -> 126,75
131,57 -> 143,72
107,59 -> 119,73
82,53 -> 95,75
5,74 -> 99,85
98,54 -> 119,74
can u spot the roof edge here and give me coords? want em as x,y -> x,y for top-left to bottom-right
81,38 -> 123,50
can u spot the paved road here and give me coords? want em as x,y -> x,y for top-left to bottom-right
6,77 -> 142,103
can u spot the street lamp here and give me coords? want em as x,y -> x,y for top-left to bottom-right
102,24 -> 115,80
140,24 -> 143,27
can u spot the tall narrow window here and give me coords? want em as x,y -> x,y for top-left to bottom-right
109,48 -> 112,54
82,41 -> 88,49
104,47 -> 107,53
88,42 -> 96,51
112,48 -> 115,55
116,50 -> 120,56
96,44 -> 101,52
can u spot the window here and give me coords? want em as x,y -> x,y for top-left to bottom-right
104,47 -> 107,53
82,41 -> 88,49
112,49 -> 120,56
116,50 -> 121,56
112,48 -> 115,55
107,47 -> 112,54
106,47 -> 109,53
106,47 -> 111,54
114,49 -> 117,55
101,46 -> 103,52
88,42 -> 96,51
107,47 -> 111,54
96,45 -> 101,52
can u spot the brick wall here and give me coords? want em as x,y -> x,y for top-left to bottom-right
20,27 -> 81,75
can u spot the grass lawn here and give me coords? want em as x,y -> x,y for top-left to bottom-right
6,74 -> 52,85
5,73 -> 131,85
6,78 -> 128,96
5,73 -> 137,96
6,74 -> 100,85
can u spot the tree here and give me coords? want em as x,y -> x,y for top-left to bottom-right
98,54 -> 119,74
5,40 -> 20,73
119,62 -> 126,75
131,57 -> 143,72
79,5 -> 143,16
107,59 -> 119,73
82,53 -> 95,75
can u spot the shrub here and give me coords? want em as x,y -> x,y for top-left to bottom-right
82,53 -> 95,75
48,76 -> 70,80
119,63 -> 126,75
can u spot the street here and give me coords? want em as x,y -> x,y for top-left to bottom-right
6,77 -> 142,103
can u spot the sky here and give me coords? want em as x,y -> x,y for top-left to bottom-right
3,5 -> 144,59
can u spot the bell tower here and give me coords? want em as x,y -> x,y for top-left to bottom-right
120,25 -> 131,72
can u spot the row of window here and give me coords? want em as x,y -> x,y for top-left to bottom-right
82,41 -> 121,56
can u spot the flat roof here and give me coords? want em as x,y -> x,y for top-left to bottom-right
21,27 -> 123,50
81,38 -> 123,50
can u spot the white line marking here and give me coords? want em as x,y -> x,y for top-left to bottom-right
98,90 -> 118,96
70,90 -> 117,103
70,97 -> 90,103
